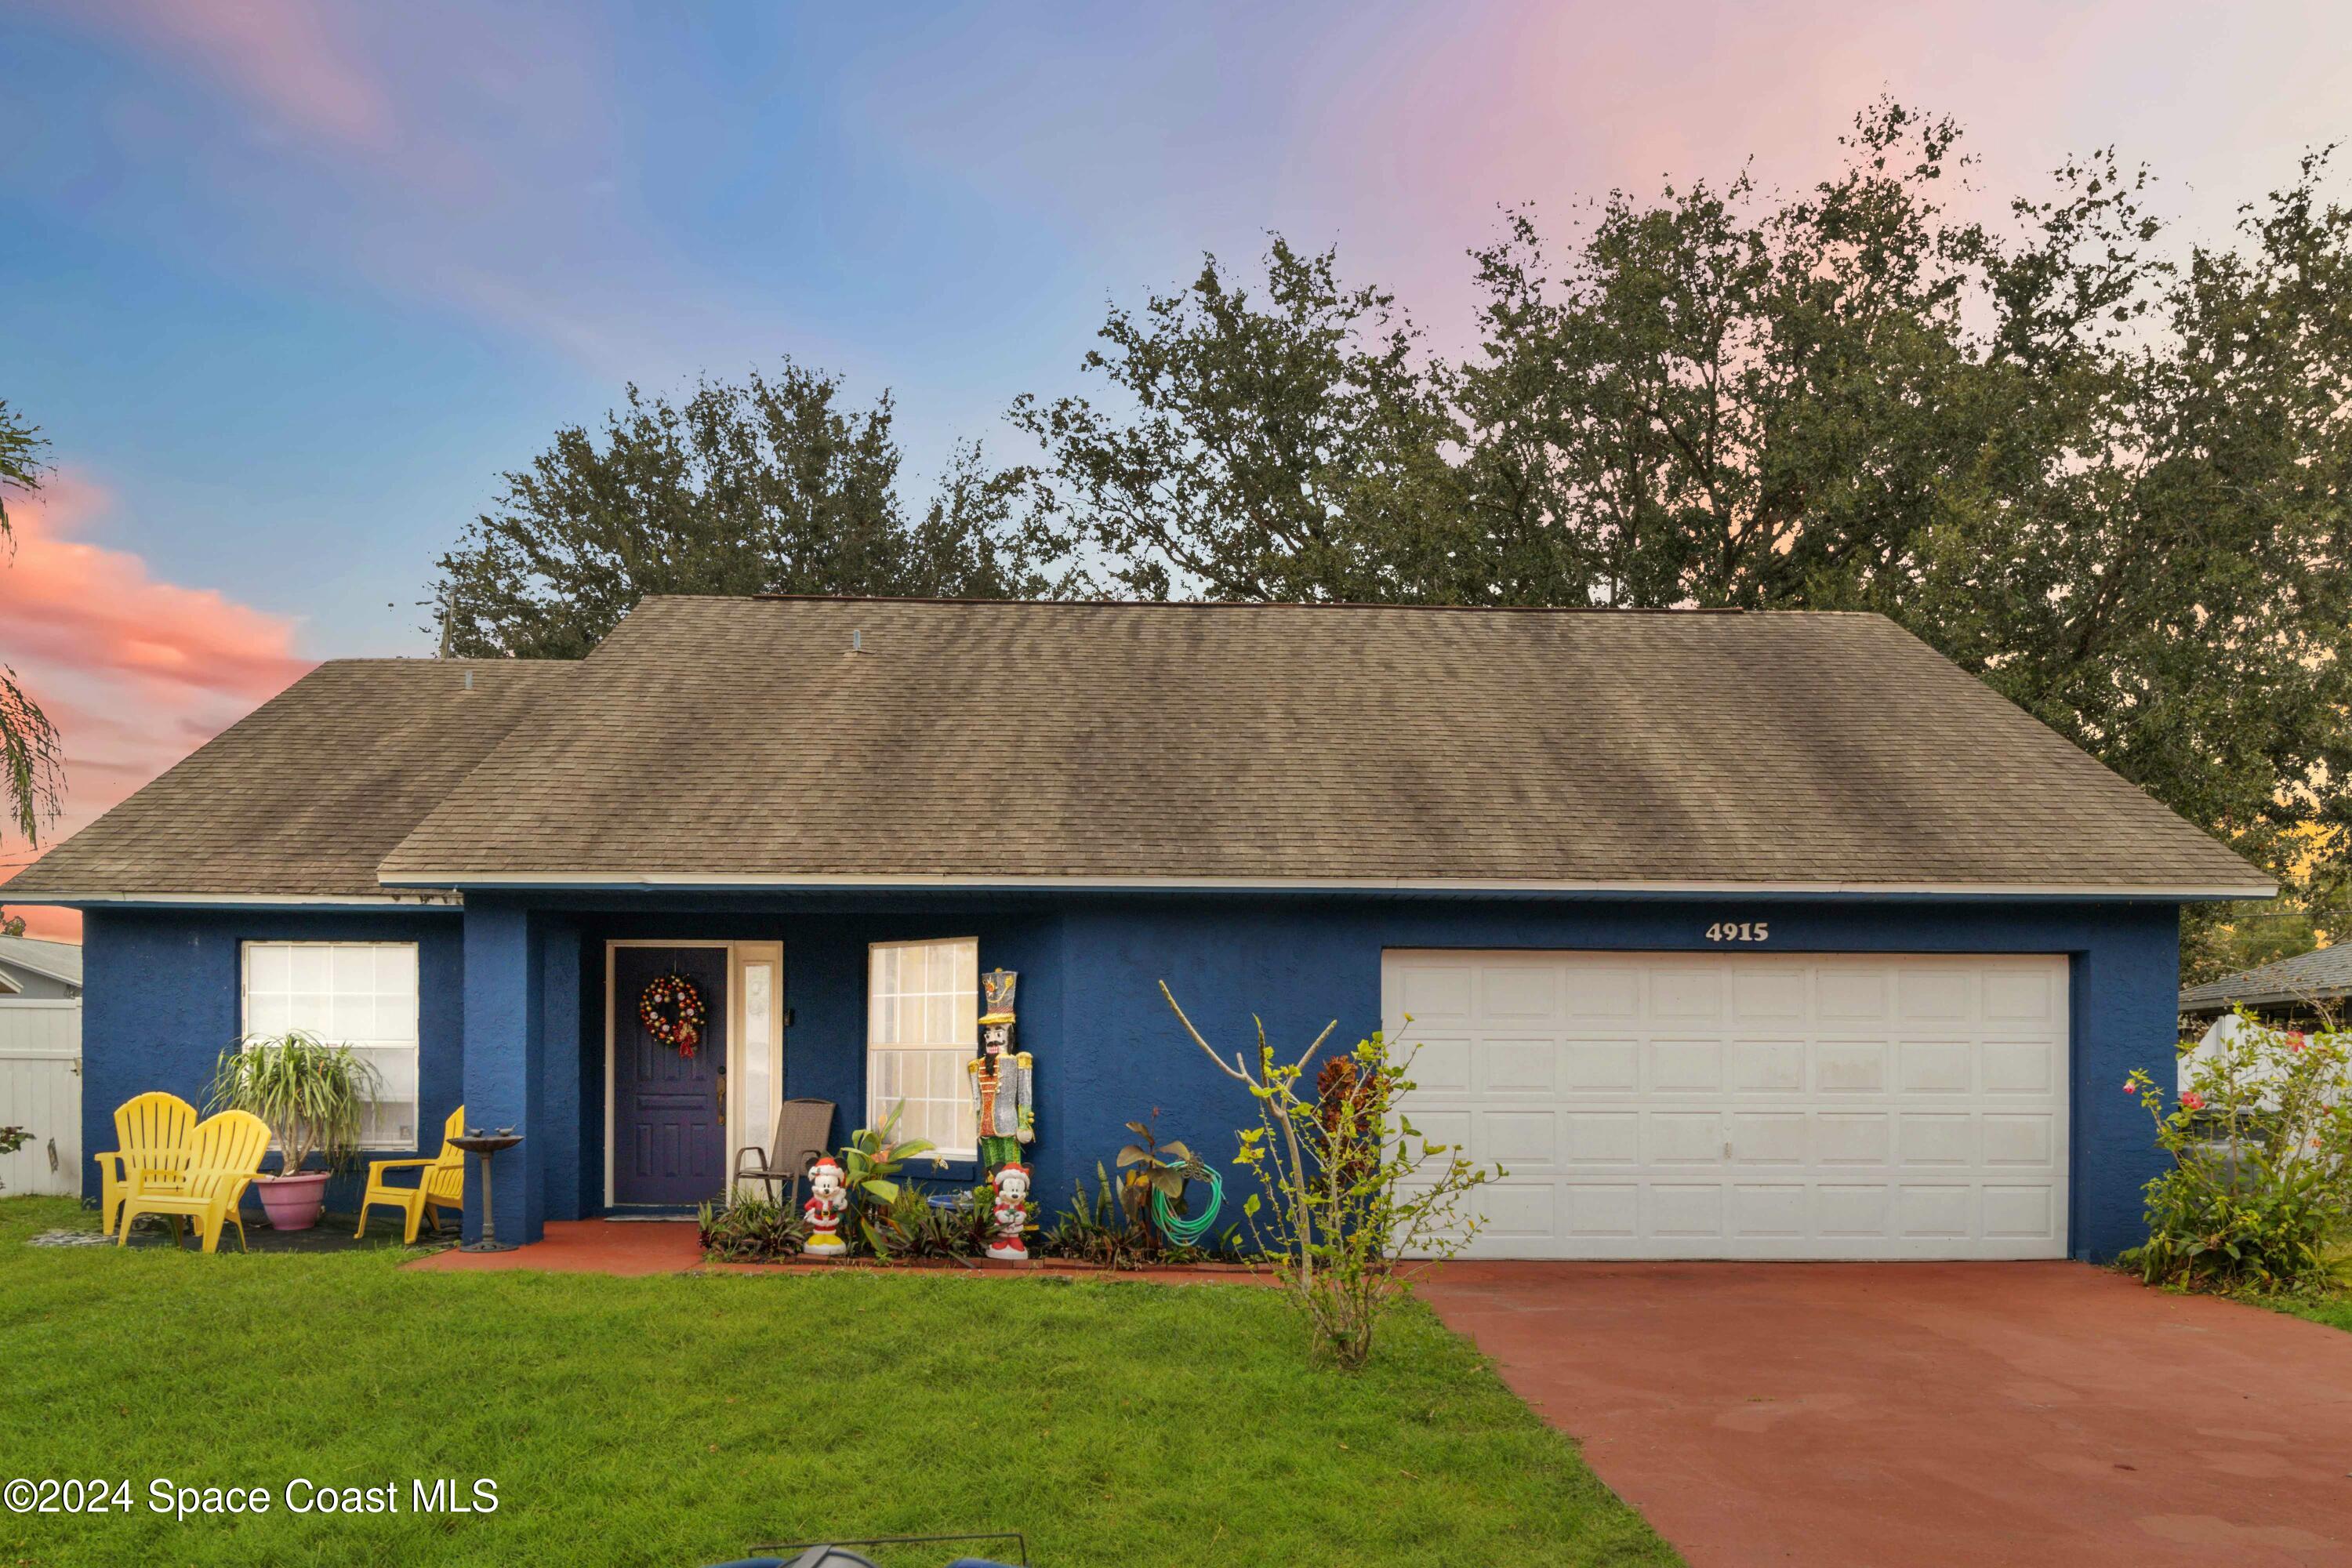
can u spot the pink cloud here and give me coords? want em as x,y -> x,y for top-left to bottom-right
1,472 -> 314,940
63,0 -> 395,148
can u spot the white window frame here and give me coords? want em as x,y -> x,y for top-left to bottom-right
239,940 -> 421,1152
866,937 -> 980,1163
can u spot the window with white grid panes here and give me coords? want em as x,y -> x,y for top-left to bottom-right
240,942 -> 421,1149
866,938 -> 978,1160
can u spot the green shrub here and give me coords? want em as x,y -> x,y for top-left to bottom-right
2122,1011 -> 2352,1295
697,1195 -> 808,1261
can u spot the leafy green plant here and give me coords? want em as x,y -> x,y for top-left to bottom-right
1163,983 -> 1501,1371
838,1102 -> 941,1257
1040,1163 -> 1153,1269
0,1123 -> 28,1193
2122,1011 -> 2352,1295
697,1196 -> 808,1261
866,1184 -> 993,1262
208,1029 -> 381,1175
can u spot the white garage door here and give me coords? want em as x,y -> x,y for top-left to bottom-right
1384,950 -> 2070,1260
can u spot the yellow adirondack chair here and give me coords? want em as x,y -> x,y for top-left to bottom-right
115,1109 -> 270,1253
94,1091 -> 199,1239
355,1105 -> 466,1243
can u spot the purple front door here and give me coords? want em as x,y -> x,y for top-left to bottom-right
613,945 -> 728,1207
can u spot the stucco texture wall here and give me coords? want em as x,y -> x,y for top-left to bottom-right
77,906 -> 465,1218
77,894 -> 2180,1260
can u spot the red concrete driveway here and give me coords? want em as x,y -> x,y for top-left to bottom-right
1417,1261 -> 2352,1567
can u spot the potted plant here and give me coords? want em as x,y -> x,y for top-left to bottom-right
208,1029 -> 379,1231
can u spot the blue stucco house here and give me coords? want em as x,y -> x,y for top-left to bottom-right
8,596 -> 2269,1260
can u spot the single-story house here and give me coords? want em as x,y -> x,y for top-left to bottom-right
0,933 -> 83,1000
2180,944 -> 2350,1031
6,596 -> 2270,1260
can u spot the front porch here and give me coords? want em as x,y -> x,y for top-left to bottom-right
452,897 -> 1082,1250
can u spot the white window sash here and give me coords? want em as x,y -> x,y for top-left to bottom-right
240,941 -> 422,1151
866,937 -> 979,1161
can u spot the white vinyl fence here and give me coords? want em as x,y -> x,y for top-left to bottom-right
0,1000 -> 82,1197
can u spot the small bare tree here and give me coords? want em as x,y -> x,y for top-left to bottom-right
1162,983 -> 1499,1370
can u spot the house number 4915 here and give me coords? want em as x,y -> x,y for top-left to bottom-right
1706,921 -> 1769,942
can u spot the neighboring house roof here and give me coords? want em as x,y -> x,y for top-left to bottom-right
0,934 -> 82,989
7,597 -> 2270,901
2180,944 -> 2352,1014
4,660 -> 572,901
347,595 -> 2262,896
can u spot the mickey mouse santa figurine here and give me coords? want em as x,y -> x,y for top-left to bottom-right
987,1163 -> 1032,1261
801,1156 -> 848,1258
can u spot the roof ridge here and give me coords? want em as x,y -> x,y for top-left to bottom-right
731,593 -> 1751,615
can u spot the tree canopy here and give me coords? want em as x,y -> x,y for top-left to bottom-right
433,360 -> 1054,659
433,103 -> 2348,975
1014,103 -> 2350,969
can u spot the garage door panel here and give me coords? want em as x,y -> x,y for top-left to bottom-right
1648,1112 -> 1726,1165
1816,968 -> 1890,1020
1897,967 -> 1975,1022
1649,1184 -> 1725,1237
1393,964 -> 1475,1021
1731,1184 -> 1808,1237
1648,1038 -> 1725,1093
1813,1040 -> 1890,1094
1482,965 -> 1560,1018
1730,1111 -> 1809,1165
1563,1112 -> 1639,1163
1898,1184 -> 1973,1238
1387,950 -> 2068,1261
1984,967 -> 2060,1022
1730,1038 -> 1807,1092
1983,1113 -> 2055,1167
1982,1040 -> 2056,1094
1898,1112 -> 1974,1167
1983,1184 -> 2060,1240
1476,1036 -> 1559,1094
1564,1039 -> 1639,1092
1479,1109 -> 1559,1170
1650,967 -> 1726,1020
1566,1183 -> 1639,1237
1897,1039 -> 1973,1094
1815,1112 -> 1890,1165
1410,1037 -> 1474,1094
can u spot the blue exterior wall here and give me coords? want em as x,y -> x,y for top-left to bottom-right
75,906 -> 466,1224
74,893 -> 2183,1260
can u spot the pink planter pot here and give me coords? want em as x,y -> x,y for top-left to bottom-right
256,1171 -> 332,1232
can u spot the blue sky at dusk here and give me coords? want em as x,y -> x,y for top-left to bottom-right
4,1 -> 2350,935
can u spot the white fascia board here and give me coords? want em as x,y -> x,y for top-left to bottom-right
373,869 -> 2278,900
24,891 -> 463,909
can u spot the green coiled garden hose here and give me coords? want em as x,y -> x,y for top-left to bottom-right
1151,1160 -> 1225,1247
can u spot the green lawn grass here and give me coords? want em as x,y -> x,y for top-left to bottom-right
2269,1294 -> 2352,1332
0,1197 -> 1675,1568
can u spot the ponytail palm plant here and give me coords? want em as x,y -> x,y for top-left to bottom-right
209,1030 -> 380,1175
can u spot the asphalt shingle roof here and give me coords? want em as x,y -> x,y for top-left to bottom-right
5,659 -> 570,899
358,596 -> 2265,895
0,934 -> 80,986
2180,944 -> 2352,1012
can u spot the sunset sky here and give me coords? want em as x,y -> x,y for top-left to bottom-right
5,0 -> 2350,938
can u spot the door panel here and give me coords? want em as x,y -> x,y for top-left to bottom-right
612,946 -> 728,1207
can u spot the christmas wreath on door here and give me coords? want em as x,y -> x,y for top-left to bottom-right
640,971 -> 707,1058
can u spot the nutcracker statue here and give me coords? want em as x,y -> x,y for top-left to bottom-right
802,1156 -> 848,1258
986,1163 -> 1032,1261
967,967 -> 1033,1175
